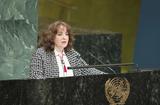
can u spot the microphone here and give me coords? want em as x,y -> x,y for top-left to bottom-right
87,52 -> 116,74
82,52 -> 139,73
68,63 -> 135,69
68,51 -> 136,73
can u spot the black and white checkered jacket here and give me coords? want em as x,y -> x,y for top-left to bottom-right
29,47 -> 105,79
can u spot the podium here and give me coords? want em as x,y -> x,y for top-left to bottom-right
0,70 -> 160,105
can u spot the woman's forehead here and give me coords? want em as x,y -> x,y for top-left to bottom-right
57,25 -> 67,31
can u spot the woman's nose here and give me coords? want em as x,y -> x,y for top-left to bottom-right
62,34 -> 67,38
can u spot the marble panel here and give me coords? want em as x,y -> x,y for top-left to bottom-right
0,0 -> 38,80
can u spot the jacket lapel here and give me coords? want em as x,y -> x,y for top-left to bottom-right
66,49 -> 82,76
49,51 -> 59,77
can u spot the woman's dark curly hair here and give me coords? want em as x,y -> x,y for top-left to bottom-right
38,21 -> 74,52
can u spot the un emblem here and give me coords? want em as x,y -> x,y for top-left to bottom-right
105,77 -> 130,105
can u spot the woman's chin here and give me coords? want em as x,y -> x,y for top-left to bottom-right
61,45 -> 67,49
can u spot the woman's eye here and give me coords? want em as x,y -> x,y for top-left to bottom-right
57,33 -> 62,36
57,32 -> 68,36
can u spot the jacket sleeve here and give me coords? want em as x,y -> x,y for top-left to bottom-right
29,51 -> 44,79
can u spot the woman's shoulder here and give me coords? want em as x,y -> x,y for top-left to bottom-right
66,48 -> 81,57
33,47 -> 46,55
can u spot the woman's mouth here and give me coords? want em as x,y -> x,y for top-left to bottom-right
62,41 -> 67,44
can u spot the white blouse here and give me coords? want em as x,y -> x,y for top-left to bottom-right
54,49 -> 74,77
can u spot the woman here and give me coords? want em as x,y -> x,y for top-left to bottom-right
29,21 -> 105,79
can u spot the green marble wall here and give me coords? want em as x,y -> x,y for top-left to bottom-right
0,0 -> 38,80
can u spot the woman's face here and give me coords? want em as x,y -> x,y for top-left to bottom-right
54,25 -> 69,50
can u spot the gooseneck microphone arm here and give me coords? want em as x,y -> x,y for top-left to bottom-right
87,52 -> 116,74
68,63 -> 135,69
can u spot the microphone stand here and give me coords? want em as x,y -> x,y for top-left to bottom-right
68,63 -> 135,70
87,52 -> 117,74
